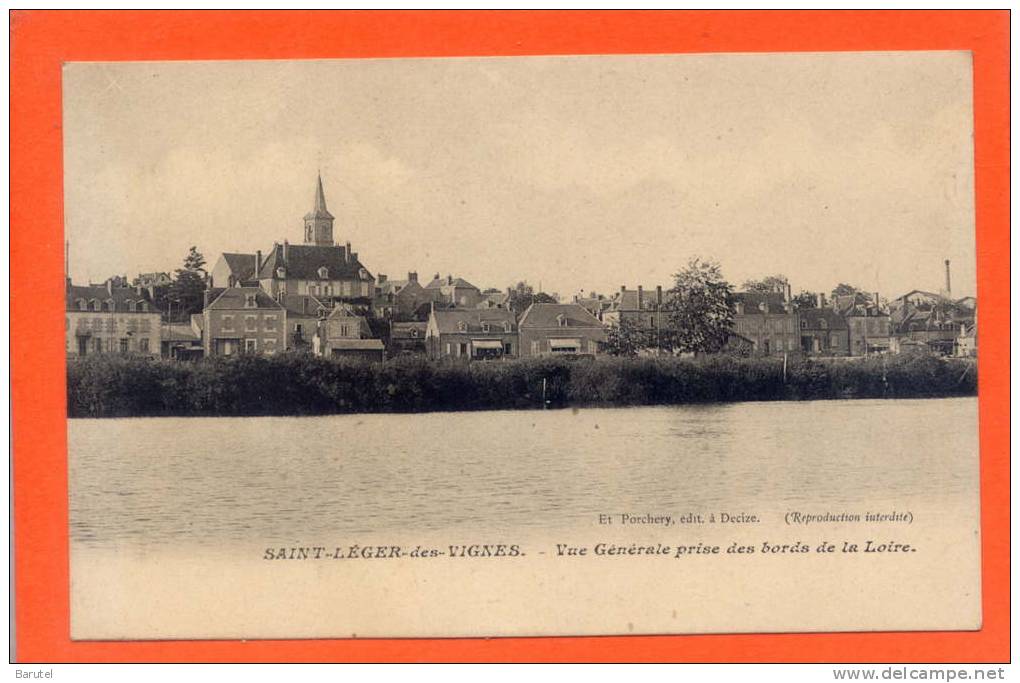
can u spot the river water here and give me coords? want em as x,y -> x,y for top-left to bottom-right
68,398 -> 981,639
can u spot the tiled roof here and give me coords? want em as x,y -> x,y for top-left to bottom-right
257,243 -> 372,282
426,275 -> 478,290
391,322 -> 427,339
220,253 -> 258,282
206,287 -> 284,311
280,293 -> 325,318
67,284 -> 159,313
799,307 -> 848,330
518,303 -> 604,329
732,291 -> 791,314
431,309 -> 516,334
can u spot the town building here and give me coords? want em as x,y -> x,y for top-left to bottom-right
517,303 -> 607,357
572,291 -> 612,321
730,288 -> 800,355
424,274 -> 482,308
208,175 -> 376,307
202,287 -> 286,357
279,293 -> 327,351
133,272 -> 172,289
425,309 -> 518,361
389,322 -> 428,356
798,307 -> 850,355
477,289 -> 511,310
374,272 -> 430,319
66,280 -> 162,357
161,318 -> 204,360
314,304 -> 385,361
832,293 -> 892,356
602,286 -> 673,339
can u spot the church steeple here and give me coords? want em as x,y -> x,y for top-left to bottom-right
303,173 -> 335,246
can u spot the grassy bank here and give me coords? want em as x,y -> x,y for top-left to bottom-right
66,353 -> 977,418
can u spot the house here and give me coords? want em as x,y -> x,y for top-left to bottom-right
573,292 -> 612,321
425,309 -> 518,361
314,304 -> 385,361
66,280 -> 161,357
798,307 -> 850,355
518,303 -> 606,357
833,293 -> 892,356
424,274 -> 482,308
602,286 -> 673,336
389,322 -> 428,356
731,288 -> 800,355
161,317 -> 204,359
278,293 -> 327,351
209,253 -> 259,288
374,272 -> 430,319
889,291 -> 972,356
202,287 -> 286,357
477,289 -> 511,310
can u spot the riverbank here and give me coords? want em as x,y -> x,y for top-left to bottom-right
66,352 -> 977,418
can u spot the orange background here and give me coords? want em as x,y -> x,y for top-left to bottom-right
10,10 -> 1009,663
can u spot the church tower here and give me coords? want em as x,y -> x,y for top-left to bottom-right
303,174 -> 335,246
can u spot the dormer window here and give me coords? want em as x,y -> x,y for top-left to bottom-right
276,267 -> 286,279
503,321 -> 512,333
140,302 -> 148,312
244,294 -> 257,308
78,299 -> 87,311
819,319 -> 828,329
105,299 -> 115,312
91,300 -> 100,311
359,268 -> 368,279
457,321 -> 468,332
318,266 -> 329,279
557,314 -> 567,327
481,322 -> 490,333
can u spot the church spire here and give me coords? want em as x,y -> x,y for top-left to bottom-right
303,173 -> 335,246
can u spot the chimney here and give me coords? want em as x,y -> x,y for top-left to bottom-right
637,285 -> 644,310
378,274 -> 387,284
408,271 -> 418,283
106,279 -> 113,296
944,259 -> 952,297
816,293 -> 823,308
346,242 -> 352,263
283,240 -> 289,263
785,284 -> 792,303
447,274 -> 453,285
656,285 -> 663,307
735,301 -> 744,315
873,292 -> 880,314
256,250 -> 262,275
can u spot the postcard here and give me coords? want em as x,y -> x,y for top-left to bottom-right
62,51 -> 980,640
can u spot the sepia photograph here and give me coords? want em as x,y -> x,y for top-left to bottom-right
61,50 -> 980,640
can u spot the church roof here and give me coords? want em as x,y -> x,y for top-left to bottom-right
258,243 -> 373,282
303,174 -> 335,221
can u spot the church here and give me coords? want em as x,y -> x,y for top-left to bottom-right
210,175 -> 376,305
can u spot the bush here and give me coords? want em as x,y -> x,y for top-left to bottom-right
66,352 -> 978,418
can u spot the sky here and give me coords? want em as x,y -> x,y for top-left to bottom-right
63,51 -> 976,300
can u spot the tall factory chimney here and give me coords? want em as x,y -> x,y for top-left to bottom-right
944,259 -> 952,298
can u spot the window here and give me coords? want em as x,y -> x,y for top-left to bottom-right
481,322 -> 490,333
459,343 -> 468,357
139,338 -> 149,353
830,333 -> 840,347
93,338 -> 103,353
819,318 -> 828,329
91,300 -> 101,312
264,315 -> 276,331
457,321 -> 467,332
140,319 -> 151,332
557,314 -> 567,327
245,339 -> 257,353
410,328 -> 419,338
264,339 -> 277,354
504,321 -> 512,333
800,319 -> 807,329
245,315 -> 257,331
531,340 -> 540,354
222,315 -> 234,331
504,342 -> 513,355
318,266 -> 329,279
245,294 -> 257,308
119,338 -> 129,354
105,299 -> 115,312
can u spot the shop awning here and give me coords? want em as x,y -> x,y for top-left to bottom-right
471,339 -> 504,350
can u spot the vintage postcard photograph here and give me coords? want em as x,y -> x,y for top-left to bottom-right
62,51 -> 980,640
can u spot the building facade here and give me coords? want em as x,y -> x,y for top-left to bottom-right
518,303 -> 607,357
425,309 -> 518,361
798,308 -> 850,355
202,287 -> 286,357
731,290 -> 800,355
66,282 -> 162,357
315,304 -> 385,361
424,274 -> 483,308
